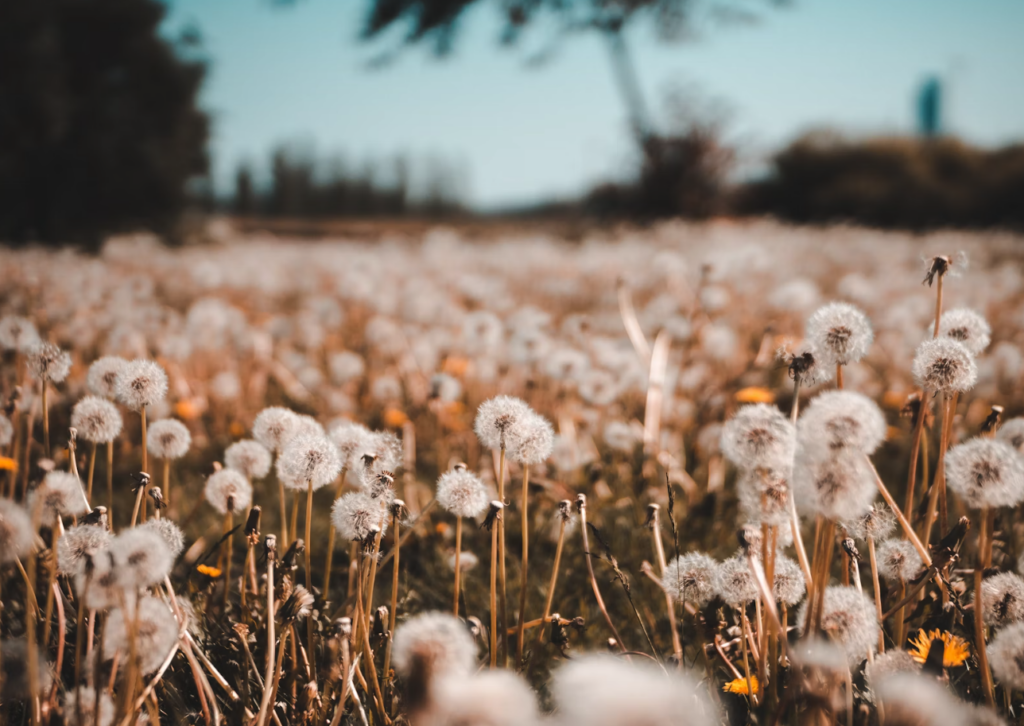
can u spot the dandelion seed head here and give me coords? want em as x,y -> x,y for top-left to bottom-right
31,471 -> 89,520
778,342 -> 834,387
508,412 -> 554,465
864,650 -> 920,699
436,467 -> 489,519
912,338 -> 977,394
75,550 -> 124,610
662,552 -> 717,607
293,414 -> 326,439
87,356 -> 128,399
64,687 -> 115,726
806,302 -> 873,367
792,449 -> 876,521
0,414 -> 11,447
146,418 -> 191,460
57,524 -> 111,577
328,419 -> 372,469
474,395 -> 531,451
0,315 -> 40,352
979,572 -> 1024,629
328,350 -> 366,385
138,518 -> 185,559
204,468 -> 253,514
550,655 -> 717,726
1,638 -> 52,700
427,670 -> 538,726
934,308 -> 992,356
798,390 -> 887,455
997,418 -> 1024,455
115,359 -> 168,410
945,438 -> 1024,509
876,538 -> 923,583
332,492 -> 388,542
224,439 -> 272,480
798,585 -> 879,665
28,342 -> 72,383
277,434 -> 341,491
988,622 -> 1024,691
110,527 -> 173,589
714,555 -> 758,607
721,404 -> 796,470
737,467 -> 793,527
103,595 -> 178,674
359,430 -> 403,475
603,420 -> 642,453
876,673 -> 967,726
0,499 -> 34,566
843,505 -> 896,542
392,611 -> 478,681
253,406 -> 300,453
773,553 -> 807,606
70,396 -> 123,444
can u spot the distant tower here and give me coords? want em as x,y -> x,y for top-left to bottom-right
917,76 -> 942,138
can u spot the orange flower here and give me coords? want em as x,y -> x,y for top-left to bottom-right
442,356 -> 469,377
175,398 -> 204,421
0,456 -> 17,472
735,387 -> 775,404
384,407 -> 409,428
723,676 -> 759,695
197,564 -> 222,578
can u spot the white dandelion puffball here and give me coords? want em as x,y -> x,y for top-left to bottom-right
875,538 -> 923,583
721,403 -> 796,471
110,527 -> 173,589
773,554 -> 807,606
57,524 -> 111,577
358,430 -> 403,474
508,411 -> 554,465
277,434 -> 341,490
792,448 -> 876,521
224,439 -> 272,480
71,396 -> 123,444
138,518 -> 186,559
997,418 -> 1024,454
714,555 -> 758,607
428,670 -> 539,726
147,418 -> 191,460
87,356 -> 128,400
988,621 -> 1024,690
912,338 -> 977,394
0,499 -> 35,565
978,572 -> 1024,628
806,302 -> 874,367
328,419 -> 372,470
876,673 -> 969,726
945,438 -> 1024,509
474,395 -> 531,451
550,654 -> 717,726
64,687 -> 115,726
28,342 -> 72,383
115,359 -> 168,410
662,552 -> 717,608
843,505 -> 896,542
934,307 -> 991,356
737,467 -> 792,527
252,406 -> 300,453
798,585 -> 879,665
436,467 -> 489,519
392,611 -> 478,680
331,492 -> 388,542
0,414 -> 11,447
31,471 -> 90,520
204,468 -> 253,514
0,315 -> 40,352
103,595 -> 178,674
797,390 -> 887,456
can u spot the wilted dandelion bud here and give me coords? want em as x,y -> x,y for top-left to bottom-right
714,555 -> 758,607
428,670 -> 539,726
328,419 -> 371,470
773,553 -> 806,606
224,439 -> 272,480
115,359 -> 168,411
843,505 -> 896,542
987,621 -> 1024,690
103,595 -> 178,674
550,654 -> 717,726
0,500 -> 34,565
64,686 -> 115,726
912,338 -> 977,394
147,418 -> 191,460
798,390 -> 887,455
0,315 -> 40,352
138,518 -> 186,559
508,411 -> 554,465
978,572 -> 1024,628
876,539 -> 923,583
252,406 -> 300,453
933,308 -> 991,356
332,492 -> 388,542
393,611 -> 479,684
945,438 -> 1024,509
662,552 -> 717,608
779,343 -> 833,387
792,448 -> 876,521
436,466 -> 489,519
111,526 -> 173,589
31,470 -> 90,521
87,356 -> 128,399
1,638 -> 52,700
57,524 -> 111,577
997,418 -> 1024,454
798,585 -> 879,665
277,434 -> 341,491
876,672 -> 966,726
204,468 -> 253,515
280,585 -> 315,622
474,395 -> 531,451
366,470 -> 395,502
721,404 -> 796,470
70,396 -> 123,444
737,467 -> 792,527
806,302 -> 873,367
28,342 -> 72,383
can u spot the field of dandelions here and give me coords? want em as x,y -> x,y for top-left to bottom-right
2,220 -> 1024,726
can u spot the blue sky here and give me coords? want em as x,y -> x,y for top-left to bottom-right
160,0 -> 1024,209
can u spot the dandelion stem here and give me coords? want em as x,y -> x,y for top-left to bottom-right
453,516 -> 463,617
537,513 -> 568,647
106,441 -> 114,527
87,441 -> 97,501
304,478 -> 316,681
866,537 -> 884,653
740,609 -> 758,707
223,510 -> 234,609
649,507 -> 682,661
255,539 -> 276,726
577,494 -> 626,650
515,465 -> 530,665
382,504 -> 401,692
322,468 -> 346,597
162,458 -> 171,514
496,446 -> 508,667
41,381 -> 49,459
975,506 -> 996,708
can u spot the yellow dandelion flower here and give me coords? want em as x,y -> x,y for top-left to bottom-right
723,676 -> 759,695
735,387 -> 775,404
197,564 -> 222,578
908,629 -> 971,668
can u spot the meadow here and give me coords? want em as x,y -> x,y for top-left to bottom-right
2,219 -> 1024,726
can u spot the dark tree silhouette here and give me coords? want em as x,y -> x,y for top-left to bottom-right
0,0 -> 209,248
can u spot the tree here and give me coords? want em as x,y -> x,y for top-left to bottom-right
0,0 -> 209,248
